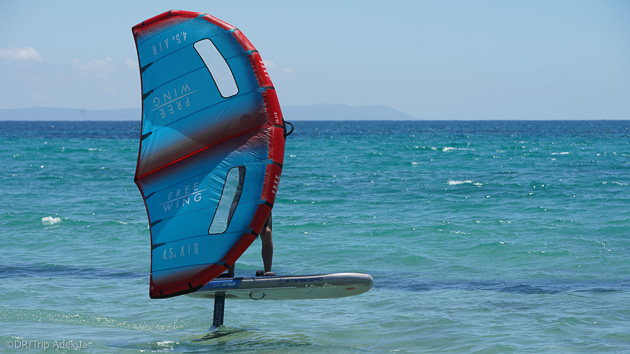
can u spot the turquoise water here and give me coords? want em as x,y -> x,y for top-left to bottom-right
1,120 -> 629,352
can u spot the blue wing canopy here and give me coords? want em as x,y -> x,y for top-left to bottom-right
132,10 -> 285,298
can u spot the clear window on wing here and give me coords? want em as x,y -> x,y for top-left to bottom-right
209,166 -> 246,234
194,39 -> 239,98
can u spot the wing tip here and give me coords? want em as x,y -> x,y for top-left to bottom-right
150,283 -> 204,299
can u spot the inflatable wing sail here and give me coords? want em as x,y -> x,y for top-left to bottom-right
132,10 -> 285,299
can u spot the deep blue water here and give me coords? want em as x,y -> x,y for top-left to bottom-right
1,120 -> 629,352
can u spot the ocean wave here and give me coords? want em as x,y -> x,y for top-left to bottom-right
447,180 -> 483,186
41,216 -> 62,225
0,263 -> 144,279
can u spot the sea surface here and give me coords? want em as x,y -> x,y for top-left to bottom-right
1,120 -> 629,353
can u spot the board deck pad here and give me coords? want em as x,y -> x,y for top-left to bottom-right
186,273 -> 373,300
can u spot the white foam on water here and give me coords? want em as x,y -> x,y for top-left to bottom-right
448,179 -> 483,186
41,216 -> 62,225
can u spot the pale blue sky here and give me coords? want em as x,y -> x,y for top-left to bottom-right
1,0 -> 629,119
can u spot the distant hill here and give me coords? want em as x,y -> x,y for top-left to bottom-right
283,104 -> 417,121
0,104 -> 418,121
0,107 -> 140,121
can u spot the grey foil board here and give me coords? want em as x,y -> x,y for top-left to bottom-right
187,272 -> 374,300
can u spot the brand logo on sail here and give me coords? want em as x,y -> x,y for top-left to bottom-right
159,182 -> 206,212
152,83 -> 198,119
